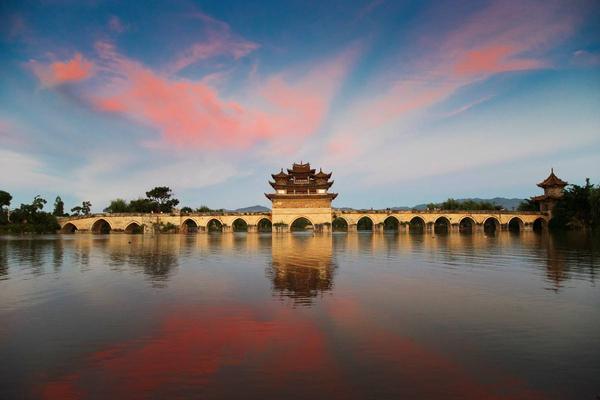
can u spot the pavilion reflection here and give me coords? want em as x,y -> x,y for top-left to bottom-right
268,234 -> 336,306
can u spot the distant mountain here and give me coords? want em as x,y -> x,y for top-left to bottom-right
234,205 -> 270,212
412,197 -> 525,211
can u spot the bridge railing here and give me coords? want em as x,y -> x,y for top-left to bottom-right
58,211 -> 272,221
333,209 -> 545,215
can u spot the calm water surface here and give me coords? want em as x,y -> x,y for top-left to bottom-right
0,232 -> 599,399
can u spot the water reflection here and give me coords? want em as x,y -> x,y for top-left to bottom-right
268,234 -> 336,306
1,232 -> 599,399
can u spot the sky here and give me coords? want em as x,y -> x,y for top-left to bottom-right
1,0 -> 599,211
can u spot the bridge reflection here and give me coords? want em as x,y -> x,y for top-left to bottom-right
1,232 -> 594,294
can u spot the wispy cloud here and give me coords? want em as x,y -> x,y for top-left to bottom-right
321,0 -> 585,175
86,40 -> 358,150
167,12 -> 259,74
28,53 -> 95,87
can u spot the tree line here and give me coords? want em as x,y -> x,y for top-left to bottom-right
546,179 -> 600,230
0,186 -> 187,233
425,199 -> 503,211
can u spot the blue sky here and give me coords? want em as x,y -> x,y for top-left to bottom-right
1,0 -> 599,211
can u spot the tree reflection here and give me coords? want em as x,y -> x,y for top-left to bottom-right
0,241 -> 7,279
267,234 -> 336,306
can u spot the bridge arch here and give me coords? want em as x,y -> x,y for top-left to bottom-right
332,216 -> 349,232
357,216 -> 374,231
61,222 -> 78,233
91,218 -> 112,234
459,216 -> 475,233
409,216 -> 425,233
508,217 -> 524,233
232,218 -> 249,232
383,216 -> 400,231
207,218 -> 223,232
434,216 -> 451,234
291,217 -> 314,232
257,218 -> 272,232
533,218 -> 546,233
125,221 -> 143,234
483,217 -> 500,235
182,218 -> 199,233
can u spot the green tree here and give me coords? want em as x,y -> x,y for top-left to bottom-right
549,179 -> 595,230
0,190 -> 11,224
129,198 -> 157,213
518,199 -> 538,211
427,198 -> 501,211
6,195 -> 59,233
53,196 -> 65,216
31,195 -> 47,212
180,206 -> 193,214
104,199 -> 130,213
425,203 -> 437,210
145,186 -> 179,213
0,190 -> 11,209
82,201 -> 92,215
196,205 -> 211,212
590,186 -> 600,229
71,206 -> 83,216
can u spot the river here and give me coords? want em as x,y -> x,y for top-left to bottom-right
0,232 -> 598,399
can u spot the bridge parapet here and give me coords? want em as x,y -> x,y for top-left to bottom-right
334,208 -> 545,215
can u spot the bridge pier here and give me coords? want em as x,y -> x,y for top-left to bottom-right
374,224 -> 384,233
223,225 -> 232,233
348,224 -> 358,232
273,224 -> 289,233
247,224 -> 258,233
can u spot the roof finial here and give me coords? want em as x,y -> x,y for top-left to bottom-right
551,167 -> 554,174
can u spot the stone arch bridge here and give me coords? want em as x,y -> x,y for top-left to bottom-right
332,209 -> 548,233
58,209 -> 548,234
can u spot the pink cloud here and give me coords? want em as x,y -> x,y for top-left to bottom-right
324,0 -> 583,165
167,12 -> 259,74
29,53 -> 94,87
454,45 -> 545,76
90,41 -> 356,149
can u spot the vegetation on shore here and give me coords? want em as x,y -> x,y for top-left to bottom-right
425,198 -> 503,211
0,192 -> 61,234
547,179 -> 600,231
104,187 -> 180,213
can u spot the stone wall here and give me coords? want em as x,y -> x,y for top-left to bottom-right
271,197 -> 333,209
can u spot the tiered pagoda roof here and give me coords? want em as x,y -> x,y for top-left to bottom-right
266,162 -> 337,200
532,169 -> 568,203
537,168 -> 568,189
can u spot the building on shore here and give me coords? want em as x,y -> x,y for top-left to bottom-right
532,169 -> 568,214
